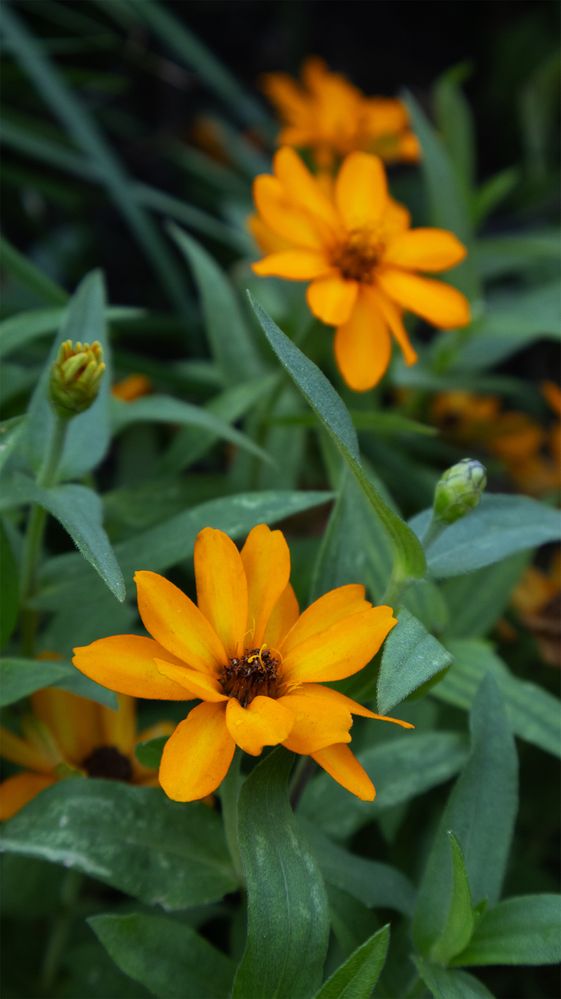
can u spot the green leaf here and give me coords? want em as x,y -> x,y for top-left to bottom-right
0,657 -> 117,709
413,676 -> 518,955
377,608 -> 452,714
453,894 -> 561,967
298,820 -> 415,917
430,833 -> 475,965
0,305 -> 142,360
411,494 -> 561,578
112,394 -> 271,465
416,959 -> 496,999
472,170 -> 520,229
90,913 -> 235,998
233,750 -> 329,999
404,92 -> 478,299
1,5 -> 190,315
300,732 -> 468,842
249,295 -> 425,583
0,416 -> 27,475
441,553 -> 530,638
0,235 -> 68,306
0,526 -> 18,648
170,225 -> 264,384
452,281 -> 561,370
134,735 -> 167,770
474,231 -> 561,281
434,639 -> 561,759
313,924 -> 390,999
1,781 -> 238,908
433,65 -> 475,195
25,271 -> 112,480
37,489 -> 332,609
1,475 -> 125,602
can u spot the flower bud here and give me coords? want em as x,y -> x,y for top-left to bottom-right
49,340 -> 105,418
433,458 -> 487,524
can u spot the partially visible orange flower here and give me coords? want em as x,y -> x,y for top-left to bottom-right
73,524 -> 412,803
263,57 -> 419,169
0,689 -> 171,819
511,550 -> 561,668
112,374 -> 153,403
251,147 -> 470,391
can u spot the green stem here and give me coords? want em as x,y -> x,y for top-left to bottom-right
421,516 -> 447,550
20,414 -> 68,656
40,868 -> 83,991
289,755 -> 315,810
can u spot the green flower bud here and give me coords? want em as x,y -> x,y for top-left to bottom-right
433,458 -> 487,524
49,340 -> 105,418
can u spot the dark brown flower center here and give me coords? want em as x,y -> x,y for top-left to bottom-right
331,231 -> 383,283
82,745 -> 133,782
219,647 -> 281,707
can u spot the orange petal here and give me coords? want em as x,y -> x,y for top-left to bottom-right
382,228 -> 467,272
158,701 -> 234,802
99,694 -> 136,755
73,635 -> 190,701
281,584 -> 367,655
274,147 -> 340,231
371,286 -> 417,366
240,524 -> 291,647
335,152 -> 387,228
155,659 -> 227,703
302,683 -> 414,728
382,197 -> 411,238
252,250 -> 333,280
311,744 -> 375,800
334,289 -> 392,391
0,772 -> 56,820
225,695 -> 293,755
263,584 -> 300,649
31,688 -> 101,766
376,268 -> 471,329
0,725 -> 56,774
253,174 -> 327,249
282,606 -> 397,683
194,528 -> 248,657
307,275 -> 358,325
135,570 -> 226,674
277,686 -> 353,754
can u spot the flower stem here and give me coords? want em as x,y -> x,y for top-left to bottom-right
289,755 -> 315,810
20,414 -> 68,656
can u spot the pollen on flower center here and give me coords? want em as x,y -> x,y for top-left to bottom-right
331,230 -> 384,283
82,745 -> 133,782
219,646 -> 281,707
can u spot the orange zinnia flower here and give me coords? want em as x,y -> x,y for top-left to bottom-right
73,525 -> 412,803
251,147 -> 470,391
0,689 -> 171,819
112,373 -> 153,402
263,57 -> 419,168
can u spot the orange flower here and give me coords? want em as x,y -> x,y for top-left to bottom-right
112,373 -> 153,403
0,689 -> 171,819
251,147 -> 470,391
511,550 -> 561,668
263,57 -> 419,169
73,525 -> 412,803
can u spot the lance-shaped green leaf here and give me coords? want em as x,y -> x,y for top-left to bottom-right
377,608 -> 452,714
416,959 -> 496,999
233,750 -> 330,999
430,833 -> 476,965
411,494 -> 561,579
36,489 -> 332,609
90,913 -> 235,999
1,781 -> 239,909
453,894 -> 561,967
313,924 -> 390,999
413,675 -> 518,955
0,526 -> 18,648
300,732 -> 468,841
433,639 -> 561,759
249,294 -> 425,583
0,305 -> 142,361
111,394 -> 271,465
441,553 -> 529,639
170,225 -> 264,384
433,66 -> 475,196
24,271 -> 112,480
0,476 -> 125,602
0,416 -> 27,476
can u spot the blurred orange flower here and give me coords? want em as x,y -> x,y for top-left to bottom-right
251,147 -> 470,390
512,550 -> 561,668
0,689 -> 171,819
112,373 -> 153,402
73,524 -> 412,803
263,57 -> 419,169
